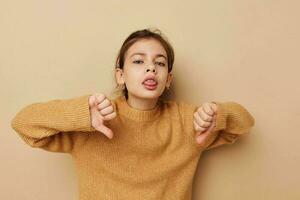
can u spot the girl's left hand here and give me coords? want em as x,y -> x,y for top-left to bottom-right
193,102 -> 218,145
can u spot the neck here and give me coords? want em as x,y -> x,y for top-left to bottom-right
127,94 -> 158,110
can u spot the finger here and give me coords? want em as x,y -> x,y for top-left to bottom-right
202,103 -> 214,116
89,95 -> 96,107
193,120 -> 206,132
205,115 -> 216,133
97,99 -> 111,110
196,129 -> 211,144
194,111 -> 211,128
97,124 -> 114,139
198,109 -> 213,122
103,111 -> 117,120
99,105 -> 114,116
210,102 -> 218,113
94,93 -> 106,105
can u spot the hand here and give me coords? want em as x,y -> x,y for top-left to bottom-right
193,102 -> 218,145
89,93 -> 117,139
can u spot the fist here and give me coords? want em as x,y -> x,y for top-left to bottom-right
193,102 -> 218,145
89,93 -> 117,139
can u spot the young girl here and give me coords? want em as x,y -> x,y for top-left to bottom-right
11,28 -> 255,200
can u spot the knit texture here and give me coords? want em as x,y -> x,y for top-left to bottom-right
11,94 -> 255,200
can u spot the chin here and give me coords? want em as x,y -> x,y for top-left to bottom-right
139,93 -> 160,99
136,91 -> 162,100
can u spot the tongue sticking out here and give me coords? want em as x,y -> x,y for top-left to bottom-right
144,79 -> 157,86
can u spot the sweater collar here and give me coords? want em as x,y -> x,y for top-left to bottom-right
113,95 -> 162,122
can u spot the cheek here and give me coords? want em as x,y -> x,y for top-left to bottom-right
124,69 -> 143,83
158,70 -> 169,82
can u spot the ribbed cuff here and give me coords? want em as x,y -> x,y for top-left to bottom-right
64,94 -> 97,132
211,101 -> 228,132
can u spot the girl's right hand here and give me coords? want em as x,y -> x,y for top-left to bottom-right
88,93 -> 117,139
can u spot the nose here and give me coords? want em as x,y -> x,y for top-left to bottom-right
146,63 -> 157,73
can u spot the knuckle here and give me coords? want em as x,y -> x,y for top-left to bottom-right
97,93 -> 106,100
107,106 -> 113,113
204,109 -> 212,115
193,122 -> 198,129
103,105 -> 112,113
204,115 -> 210,121
201,120 -> 209,127
193,120 -> 197,127
199,120 -> 204,126
97,104 -> 102,110
99,110 -> 106,116
99,111 -> 105,117
196,126 -> 202,131
103,98 -> 110,105
193,112 -> 197,118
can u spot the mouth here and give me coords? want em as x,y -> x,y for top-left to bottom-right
142,79 -> 158,90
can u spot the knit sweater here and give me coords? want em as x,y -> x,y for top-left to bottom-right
11,94 -> 255,200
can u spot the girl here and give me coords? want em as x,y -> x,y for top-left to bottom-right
11,28 -> 255,200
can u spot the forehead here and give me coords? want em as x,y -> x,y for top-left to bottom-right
126,38 -> 167,58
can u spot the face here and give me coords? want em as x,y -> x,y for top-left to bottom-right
115,38 -> 173,100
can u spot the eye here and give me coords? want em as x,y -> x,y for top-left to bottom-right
133,60 -> 165,66
133,60 -> 144,64
156,62 -> 166,66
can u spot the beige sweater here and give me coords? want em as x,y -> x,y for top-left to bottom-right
11,94 -> 255,200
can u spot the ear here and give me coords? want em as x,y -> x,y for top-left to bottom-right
115,67 -> 125,84
165,73 -> 173,88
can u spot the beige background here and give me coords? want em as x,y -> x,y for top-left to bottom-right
1,0 -> 299,199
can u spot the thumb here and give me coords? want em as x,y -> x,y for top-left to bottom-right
97,124 -> 114,139
196,115 -> 216,145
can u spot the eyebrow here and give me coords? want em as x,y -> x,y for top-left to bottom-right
130,53 -> 167,60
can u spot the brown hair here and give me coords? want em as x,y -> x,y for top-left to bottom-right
110,27 -> 175,100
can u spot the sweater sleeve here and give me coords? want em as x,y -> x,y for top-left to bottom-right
179,101 -> 255,151
201,101 -> 255,151
10,94 -> 97,154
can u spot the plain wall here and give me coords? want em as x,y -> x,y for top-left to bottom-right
1,0 -> 299,199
